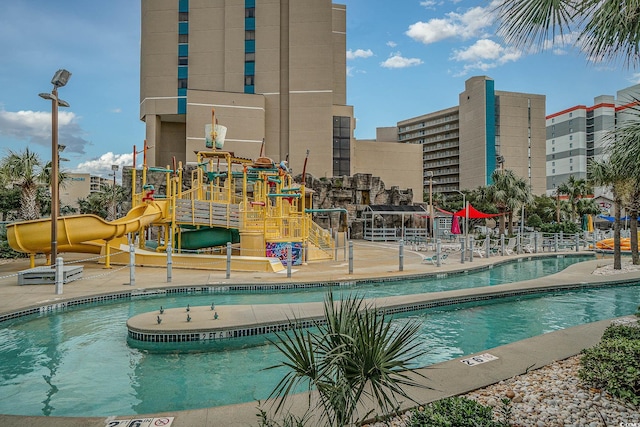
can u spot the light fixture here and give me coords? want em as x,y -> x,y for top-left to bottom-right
40,69 -> 71,268
51,69 -> 72,88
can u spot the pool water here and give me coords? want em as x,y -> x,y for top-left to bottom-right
0,256 -> 637,417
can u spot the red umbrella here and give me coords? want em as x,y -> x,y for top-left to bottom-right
451,215 -> 461,234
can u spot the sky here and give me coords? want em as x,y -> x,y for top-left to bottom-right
0,0 -> 637,181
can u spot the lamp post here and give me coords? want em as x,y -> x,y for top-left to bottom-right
427,171 -> 434,241
39,69 -> 71,266
111,164 -> 119,186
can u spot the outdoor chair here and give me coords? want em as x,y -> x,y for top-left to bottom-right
422,252 -> 448,265
504,238 -> 517,255
472,240 -> 489,258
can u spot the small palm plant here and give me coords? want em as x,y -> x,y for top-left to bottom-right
264,292 -> 428,426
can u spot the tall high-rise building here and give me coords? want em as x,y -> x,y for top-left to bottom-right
398,76 -> 547,196
140,0 -> 354,179
545,83 -> 640,197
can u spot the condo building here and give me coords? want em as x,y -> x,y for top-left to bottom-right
546,83 -> 640,197
140,0 -> 354,180
397,76 -> 547,196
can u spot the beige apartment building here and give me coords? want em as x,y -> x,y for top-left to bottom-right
59,173 -> 110,210
140,0 -> 422,202
398,76 -> 546,196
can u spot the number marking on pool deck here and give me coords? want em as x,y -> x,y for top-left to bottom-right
105,417 -> 174,427
460,353 -> 499,366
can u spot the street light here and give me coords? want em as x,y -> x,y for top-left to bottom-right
111,164 -> 120,186
39,69 -> 71,266
426,171 -> 434,241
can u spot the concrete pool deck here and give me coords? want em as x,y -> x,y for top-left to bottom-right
0,242 -> 637,426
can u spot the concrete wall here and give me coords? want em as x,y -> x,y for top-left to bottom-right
353,140 -> 423,203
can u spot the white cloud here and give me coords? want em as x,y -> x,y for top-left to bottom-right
346,48 -> 373,60
73,152 -> 133,179
406,1 -> 499,44
110,108 -> 122,113
452,39 -> 503,62
0,108 -> 91,154
386,41 -> 397,48
380,52 -> 423,69
450,39 -> 522,75
420,0 -> 438,9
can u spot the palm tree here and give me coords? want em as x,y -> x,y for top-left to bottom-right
607,116 -> 640,264
589,158 -> 627,270
497,0 -> 640,68
484,169 -> 532,235
556,176 -> 591,223
265,292 -> 427,426
0,148 -> 45,220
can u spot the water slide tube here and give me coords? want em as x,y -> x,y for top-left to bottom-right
7,202 -> 167,255
596,237 -> 638,251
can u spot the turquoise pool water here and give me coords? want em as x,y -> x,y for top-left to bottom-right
0,255 -> 637,417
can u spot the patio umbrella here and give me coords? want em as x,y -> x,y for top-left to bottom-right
588,214 -> 594,232
581,214 -> 588,231
451,215 -> 461,234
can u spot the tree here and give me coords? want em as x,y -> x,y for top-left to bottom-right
589,158 -> 627,270
556,176 -> 592,223
484,169 -> 533,235
0,148 -> 45,220
264,292 -> 427,426
608,117 -> 640,265
497,0 -> 640,68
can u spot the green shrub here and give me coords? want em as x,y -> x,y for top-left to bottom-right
602,324 -> 640,341
539,221 -> 581,234
579,327 -> 640,406
406,397 -> 505,427
0,224 -> 25,259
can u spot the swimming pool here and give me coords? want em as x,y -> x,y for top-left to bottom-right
1,255 -> 636,417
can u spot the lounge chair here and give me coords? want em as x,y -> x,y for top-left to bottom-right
472,240 -> 489,258
504,238 -> 517,255
422,253 -> 448,265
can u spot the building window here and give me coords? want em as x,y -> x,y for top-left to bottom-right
179,34 -> 189,44
245,30 -> 255,40
178,78 -> 188,89
178,56 -> 188,65
552,169 -> 555,174
245,7 -> 255,18
569,143 -> 573,148
552,161 -> 555,166
570,166 -> 573,171
245,75 -> 255,86
552,147 -> 555,152
570,158 -> 573,163
245,52 -> 255,62
333,116 -> 351,176
179,12 -> 188,22
569,135 -> 573,140
569,112 -> 573,117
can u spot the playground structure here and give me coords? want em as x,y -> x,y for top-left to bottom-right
7,130 -> 335,272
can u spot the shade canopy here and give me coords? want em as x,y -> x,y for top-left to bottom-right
452,204 -> 502,219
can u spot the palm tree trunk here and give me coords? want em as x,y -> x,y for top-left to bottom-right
630,211 -> 639,265
20,185 -> 40,221
613,196 -> 622,270
507,211 -> 514,235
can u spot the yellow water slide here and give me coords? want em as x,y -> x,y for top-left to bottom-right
7,201 -> 168,255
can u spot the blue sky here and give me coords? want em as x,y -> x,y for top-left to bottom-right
0,0 -> 637,180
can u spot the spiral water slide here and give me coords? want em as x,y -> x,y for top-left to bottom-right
7,202 -> 168,255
